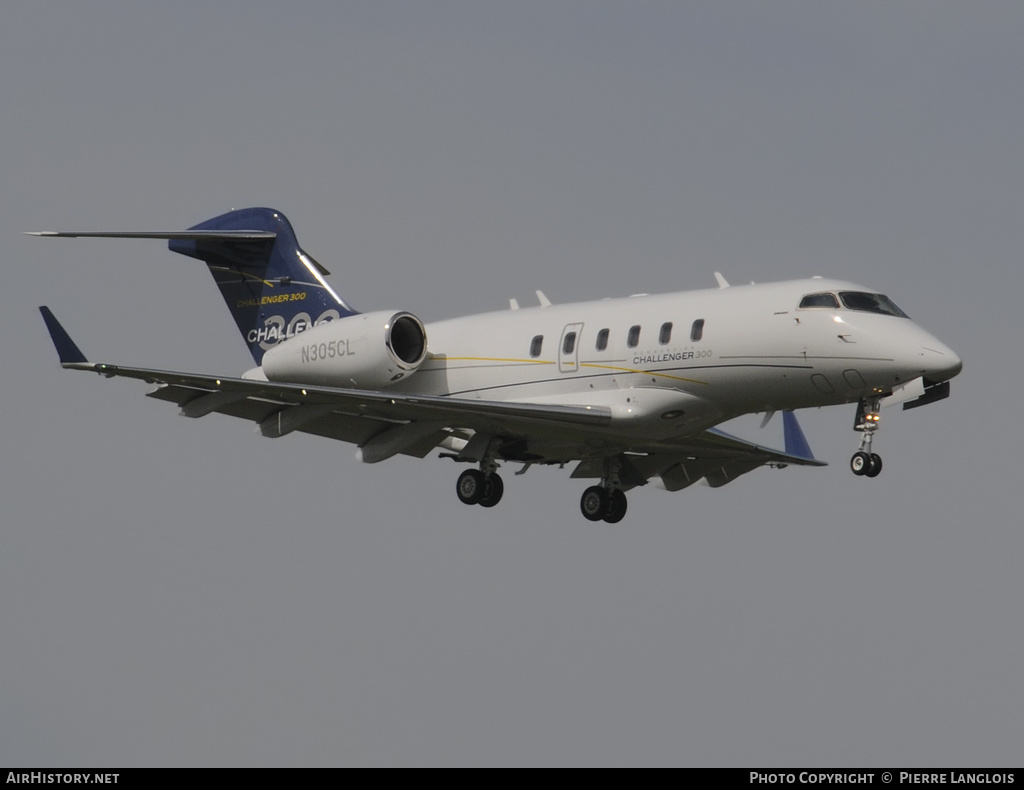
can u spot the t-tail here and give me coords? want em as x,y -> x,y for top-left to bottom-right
168,208 -> 358,364
30,207 -> 358,365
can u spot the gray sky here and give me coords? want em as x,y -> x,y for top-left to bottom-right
2,1 -> 1021,767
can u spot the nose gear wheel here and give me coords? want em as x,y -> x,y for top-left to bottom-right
851,398 -> 884,479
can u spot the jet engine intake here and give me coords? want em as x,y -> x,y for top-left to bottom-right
261,310 -> 427,388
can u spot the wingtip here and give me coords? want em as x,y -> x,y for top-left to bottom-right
782,410 -> 816,462
39,306 -> 89,365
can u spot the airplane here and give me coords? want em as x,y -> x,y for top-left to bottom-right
34,207 -> 962,523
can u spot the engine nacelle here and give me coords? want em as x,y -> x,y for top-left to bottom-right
261,310 -> 428,388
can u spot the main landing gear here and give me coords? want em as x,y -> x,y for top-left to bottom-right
452,449 -> 631,523
456,468 -> 504,508
579,455 -> 628,523
580,485 -> 628,523
851,397 -> 883,478
455,441 -> 505,509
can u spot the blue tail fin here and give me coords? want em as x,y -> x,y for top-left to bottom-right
168,208 -> 358,364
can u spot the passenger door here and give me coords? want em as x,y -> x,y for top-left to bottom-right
559,323 -> 584,373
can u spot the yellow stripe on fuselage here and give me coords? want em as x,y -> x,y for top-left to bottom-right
438,356 -> 556,365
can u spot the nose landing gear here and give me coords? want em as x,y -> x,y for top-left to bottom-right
851,398 -> 883,478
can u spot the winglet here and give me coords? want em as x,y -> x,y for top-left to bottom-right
782,410 -> 815,461
714,272 -> 730,289
39,306 -> 89,365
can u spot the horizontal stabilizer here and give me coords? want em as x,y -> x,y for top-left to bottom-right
39,306 -> 88,366
30,208 -> 351,366
26,230 -> 276,240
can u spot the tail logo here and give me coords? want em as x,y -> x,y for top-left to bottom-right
236,291 -> 310,309
248,309 -> 341,350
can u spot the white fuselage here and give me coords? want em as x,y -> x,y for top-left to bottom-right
390,278 -> 960,420
255,276 -> 961,455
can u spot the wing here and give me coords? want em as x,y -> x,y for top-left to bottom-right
570,412 -> 825,492
41,307 -> 612,462
41,307 -> 822,485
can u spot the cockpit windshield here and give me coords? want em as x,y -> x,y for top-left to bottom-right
798,291 -> 908,318
838,292 -> 909,318
798,292 -> 839,309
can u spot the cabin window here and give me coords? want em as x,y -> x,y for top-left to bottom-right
530,335 -> 544,358
799,292 -> 840,309
690,319 -> 704,342
562,332 -> 577,355
595,328 -> 609,351
659,322 -> 673,345
627,325 -> 641,348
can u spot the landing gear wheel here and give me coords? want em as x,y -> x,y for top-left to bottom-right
478,473 -> 504,508
603,489 -> 628,524
850,452 -> 871,476
580,486 -> 609,522
456,469 -> 486,505
851,398 -> 883,479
